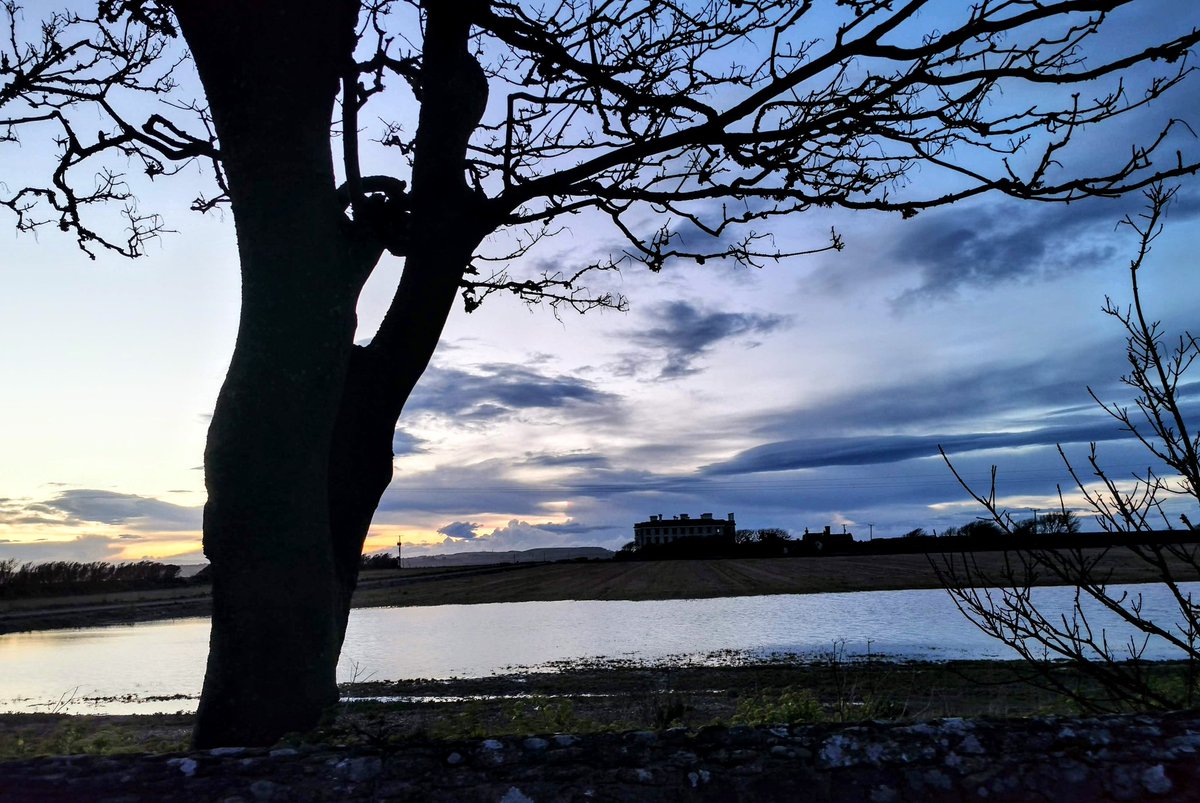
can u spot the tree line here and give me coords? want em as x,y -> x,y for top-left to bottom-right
0,559 -> 206,599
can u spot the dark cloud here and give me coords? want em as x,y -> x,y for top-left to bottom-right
742,336 -> 1136,442
25,490 -> 202,532
377,458 -> 673,524
437,521 -> 484,540
392,428 -> 427,456
889,187 -> 1200,306
633,300 -> 788,378
520,451 -> 612,469
534,520 -> 620,535
887,198 -> 1128,304
702,420 -> 1129,476
455,518 -> 622,552
405,363 -> 619,422
378,460 -> 564,519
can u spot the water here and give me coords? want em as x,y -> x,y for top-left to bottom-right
2,584 -> 1196,714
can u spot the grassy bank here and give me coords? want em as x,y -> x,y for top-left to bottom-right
2,655 -> 1192,759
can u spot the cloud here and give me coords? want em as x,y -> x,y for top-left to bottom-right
885,189 -> 1200,307
436,518 -> 622,553
378,460 -> 567,519
702,420 -> 1131,476
392,428 -> 427,456
437,521 -> 484,540
886,199 -> 1124,305
34,490 -> 203,532
740,337 -> 1138,443
0,490 -> 203,532
404,363 -> 620,422
0,534 -> 131,563
631,300 -> 788,378
520,451 -> 612,469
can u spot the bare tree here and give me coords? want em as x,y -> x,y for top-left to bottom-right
3,0 -> 1199,745
938,185 -> 1200,713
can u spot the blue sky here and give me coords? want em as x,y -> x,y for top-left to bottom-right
1,1 -> 1199,563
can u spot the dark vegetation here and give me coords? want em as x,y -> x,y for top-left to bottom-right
0,559 -> 208,599
332,658 -> 1200,744
359,553 -> 403,571
4,656 -> 1197,760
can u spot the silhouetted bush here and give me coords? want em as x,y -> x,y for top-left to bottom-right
359,553 -> 399,570
0,559 -> 184,598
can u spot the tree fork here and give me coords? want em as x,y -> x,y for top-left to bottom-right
326,0 -> 494,647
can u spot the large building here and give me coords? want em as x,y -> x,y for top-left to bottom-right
634,512 -> 736,548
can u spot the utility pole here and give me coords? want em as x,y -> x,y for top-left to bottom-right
396,535 -> 402,569
868,523 -> 874,541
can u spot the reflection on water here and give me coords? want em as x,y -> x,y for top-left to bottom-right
2,584 -> 1196,714
0,617 -> 211,714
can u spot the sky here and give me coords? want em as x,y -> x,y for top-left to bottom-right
2,1 -> 1200,565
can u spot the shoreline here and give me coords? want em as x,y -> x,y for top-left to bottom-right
2,549 -> 1193,635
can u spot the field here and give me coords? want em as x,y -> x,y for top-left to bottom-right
1,548 -> 1193,634
352,547 -> 1195,608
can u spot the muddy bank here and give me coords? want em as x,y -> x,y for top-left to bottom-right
4,661 -> 1198,800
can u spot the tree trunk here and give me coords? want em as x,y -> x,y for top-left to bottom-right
173,0 -> 490,746
173,1 -> 370,748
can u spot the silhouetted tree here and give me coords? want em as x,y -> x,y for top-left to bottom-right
941,520 -> 1006,539
0,559 -> 182,597
3,0 -> 1199,746
733,527 -> 791,555
734,529 -> 757,545
938,187 -> 1200,712
755,528 -> 792,544
359,552 -> 399,570
958,520 -> 1005,540
1010,510 -> 1083,535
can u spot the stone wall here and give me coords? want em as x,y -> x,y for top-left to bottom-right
2,712 -> 1199,801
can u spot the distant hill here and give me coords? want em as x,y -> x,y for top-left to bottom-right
393,546 -> 613,568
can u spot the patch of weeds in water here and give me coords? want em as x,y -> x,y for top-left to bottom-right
313,703 -> 432,751
431,699 -> 493,740
645,691 -> 693,729
731,687 -> 824,725
502,695 -> 592,735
